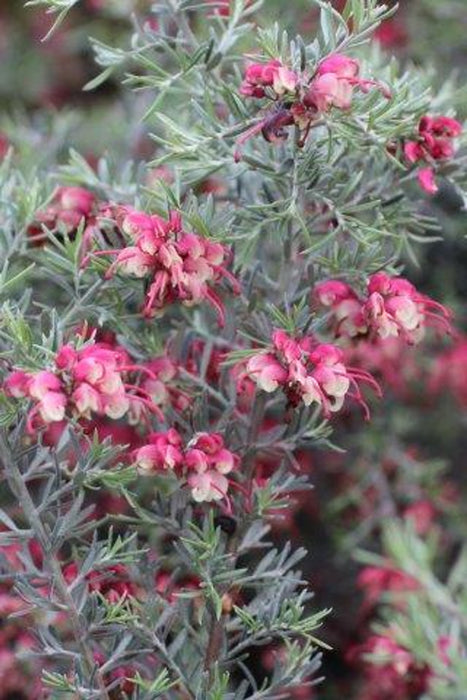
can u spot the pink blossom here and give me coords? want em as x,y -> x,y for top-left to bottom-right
5,338 -> 161,431
240,60 -> 285,99
113,246 -> 154,277
307,55 -> 359,111
313,280 -> 366,337
404,114 -> 462,194
4,370 -> 31,398
134,429 -> 184,474
246,353 -> 289,393
141,359 -> 176,406
305,53 -> 390,112
236,51 -> 389,157
55,344 -> 78,370
417,167 -> 438,194
189,432 -> 224,454
187,469 -> 230,503
134,430 -> 238,503
244,329 -> 380,418
347,634 -> 430,699
56,186 -> 95,216
273,66 -> 300,95
215,448 -> 237,474
314,273 -> 452,344
309,344 -> 352,412
101,391 -> 130,420
314,279 -> 356,307
28,185 -> 97,246
421,115 -> 462,142
28,370 -> 63,400
404,141 -> 424,164
138,354 -> 191,412
365,272 -> 452,343
38,390 -> 67,423
357,565 -> 419,606
185,432 -> 237,502
83,206 -> 240,326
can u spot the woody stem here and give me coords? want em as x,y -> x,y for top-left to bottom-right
0,430 -> 111,700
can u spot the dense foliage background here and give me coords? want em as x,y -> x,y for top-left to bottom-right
0,1 -> 466,699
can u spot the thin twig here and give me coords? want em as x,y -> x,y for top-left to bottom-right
0,430 -> 110,700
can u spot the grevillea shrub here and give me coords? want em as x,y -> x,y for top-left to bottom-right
0,1 -> 466,698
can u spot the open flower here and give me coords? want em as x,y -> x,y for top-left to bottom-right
244,329 -> 380,418
364,272 -> 452,343
240,60 -> 299,99
134,430 -> 238,503
186,432 -> 237,502
4,338 -> 161,432
245,353 -> 288,393
314,280 -> 366,337
134,429 -> 184,474
82,206 -> 240,326
236,52 -> 390,158
305,54 -> 390,112
28,186 -> 97,246
403,115 -> 462,194
314,273 -> 452,344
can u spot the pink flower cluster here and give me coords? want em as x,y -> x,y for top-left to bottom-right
244,329 -> 379,417
236,53 -> 390,156
305,54 -> 391,112
429,335 -> 467,408
134,430 -> 238,502
348,634 -> 430,699
357,565 -> 419,608
404,116 -> 462,194
4,340 -> 158,431
314,272 -> 452,344
240,60 -> 299,100
28,186 -> 97,246
83,206 -> 240,326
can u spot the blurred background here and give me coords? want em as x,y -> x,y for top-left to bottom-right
1,0 -> 466,156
